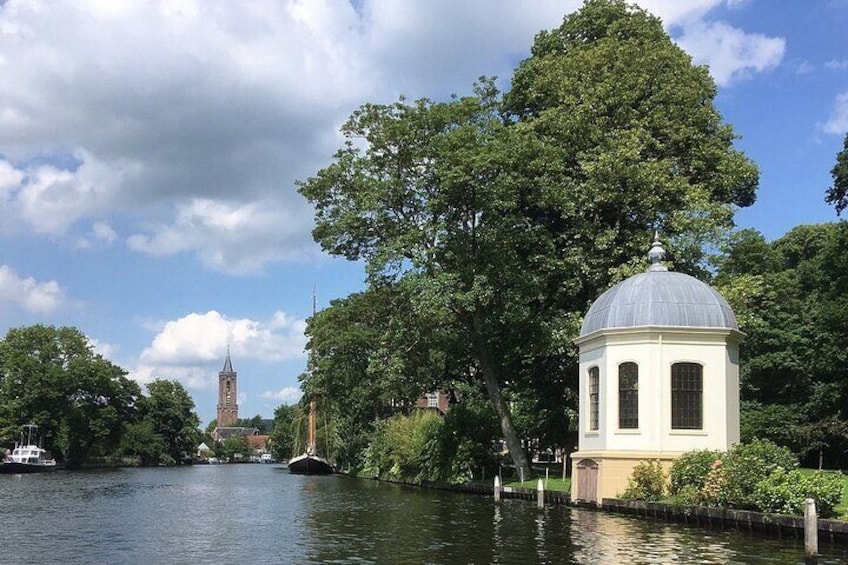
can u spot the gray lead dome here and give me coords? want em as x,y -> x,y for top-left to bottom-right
580,270 -> 738,336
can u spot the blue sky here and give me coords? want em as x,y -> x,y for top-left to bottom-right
1,1 -> 846,426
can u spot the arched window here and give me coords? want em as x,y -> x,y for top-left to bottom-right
618,362 -> 638,429
588,367 -> 599,431
671,363 -> 702,429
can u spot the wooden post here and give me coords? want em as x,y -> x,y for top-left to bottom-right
494,475 -> 501,503
805,498 -> 818,563
537,478 -> 544,509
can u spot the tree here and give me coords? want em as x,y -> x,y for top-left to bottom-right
825,133 -> 848,215
717,223 -> 848,468
0,325 -> 140,467
269,403 -> 299,462
138,379 -> 201,465
299,0 -> 757,479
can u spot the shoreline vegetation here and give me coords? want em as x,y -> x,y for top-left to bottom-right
340,468 -> 848,544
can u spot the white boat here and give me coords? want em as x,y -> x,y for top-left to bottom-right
1,424 -> 57,474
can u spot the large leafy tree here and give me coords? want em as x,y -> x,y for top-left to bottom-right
825,133 -> 848,215
298,0 -> 757,478
135,379 -> 201,464
716,223 -> 848,468
0,325 -> 140,467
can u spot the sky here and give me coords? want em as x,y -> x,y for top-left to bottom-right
1,0 -> 846,426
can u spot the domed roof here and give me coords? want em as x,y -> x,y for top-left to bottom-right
579,240 -> 738,337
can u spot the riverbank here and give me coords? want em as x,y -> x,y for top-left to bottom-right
345,471 -> 848,545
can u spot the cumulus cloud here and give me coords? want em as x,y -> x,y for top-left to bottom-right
261,386 -> 302,404
676,21 -> 785,86
822,92 -> 848,134
0,264 -> 67,314
0,0 -> 787,271
129,363 -> 214,390
140,310 -> 307,366
127,198 -> 318,274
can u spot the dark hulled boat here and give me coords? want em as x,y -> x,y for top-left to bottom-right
288,399 -> 334,475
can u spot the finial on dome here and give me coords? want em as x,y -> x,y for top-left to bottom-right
647,233 -> 668,272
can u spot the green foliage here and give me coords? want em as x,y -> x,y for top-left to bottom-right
718,439 -> 798,508
219,435 -> 251,462
0,325 -> 141,467
669,450 -> 721,495
717,222 -> 848,468
621,460 -> 666,500
365,410 -> 444,481
269,404 -> 299,462
129,379 -> 200,465
752,469 -> 844,518
825,133 -> 848,215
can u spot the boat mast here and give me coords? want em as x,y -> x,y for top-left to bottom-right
307,286 -> 317,455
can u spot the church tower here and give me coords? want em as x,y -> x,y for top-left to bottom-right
216,348 -> 238,427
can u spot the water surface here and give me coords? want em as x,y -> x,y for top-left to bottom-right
2,465 -> 846,564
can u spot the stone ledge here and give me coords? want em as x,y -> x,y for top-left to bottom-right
601,498 -> 848,543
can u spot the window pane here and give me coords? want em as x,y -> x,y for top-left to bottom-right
671,363 -> 702,429
619,362 -> 638,429
589,367 -> 599,431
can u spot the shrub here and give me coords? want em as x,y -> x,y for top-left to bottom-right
719,439 -> 798,508
363,411 -> 444,481
669,450 -> 722,495
622,460 -> 666,500
751,469 -> 844,518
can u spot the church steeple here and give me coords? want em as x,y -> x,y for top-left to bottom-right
216,348 -> 238,427
222,345 -> 233,373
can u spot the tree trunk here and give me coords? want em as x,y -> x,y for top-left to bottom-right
471,313 -> 533,480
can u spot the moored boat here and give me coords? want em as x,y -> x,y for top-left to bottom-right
1,424 -> 57,474
289,289 -> 334,476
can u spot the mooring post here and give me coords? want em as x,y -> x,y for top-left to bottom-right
804,498 -> 818,563
494,475 -> 501,503
537,478 -> 544,509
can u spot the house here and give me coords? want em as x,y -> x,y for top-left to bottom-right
414,390 -> 451,414
570,238 -> 742,504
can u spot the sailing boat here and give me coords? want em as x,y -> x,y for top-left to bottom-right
288,288 -> 334,475
287,398 -> 333,475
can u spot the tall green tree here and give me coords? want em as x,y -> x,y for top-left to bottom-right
298,0 -> 757,478
825,133 -> 848,215
136,379 -> 201,465
0,325 -> 140,467
717,223 -> 848,468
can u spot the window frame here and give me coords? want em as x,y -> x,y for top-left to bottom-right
618,362 -> 639,429
671,362 -> 703,430
588,366 -> 600,431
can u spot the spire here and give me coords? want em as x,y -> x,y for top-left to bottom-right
222,346 -> 233,373
647,233 -> 668,272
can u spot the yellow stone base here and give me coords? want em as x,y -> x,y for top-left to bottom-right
570,451 -> 681,505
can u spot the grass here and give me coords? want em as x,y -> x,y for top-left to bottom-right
502,476 -> 571,492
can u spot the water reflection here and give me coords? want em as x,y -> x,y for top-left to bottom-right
1,468 -> 847,564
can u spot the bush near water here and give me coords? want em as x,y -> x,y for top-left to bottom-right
622,439 -> 845,518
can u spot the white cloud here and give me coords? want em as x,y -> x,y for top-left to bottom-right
140,310 -> 307,366
261,386 -> 302,404
825,59 -> 848,70
86,336 -> 119,360
0,264 -> 67,314
676,21 -> 785,86
127,363 -> 215,391
822,92 -> 848,135
0,0 -> 787,270
127,198 -> 318,274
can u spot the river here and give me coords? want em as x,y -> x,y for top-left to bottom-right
1,465 -> 846,564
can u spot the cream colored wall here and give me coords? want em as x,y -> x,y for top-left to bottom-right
570,451 -> 678,504
575,327 -> 741,457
